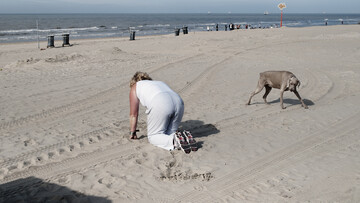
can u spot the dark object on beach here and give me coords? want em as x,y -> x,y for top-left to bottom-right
229,23 -> 234,30
62,33 -> 70,47
130,31 -> 136,40
225,25 -> 228,31
47,35 -> 55,48
182,26 -> 188,34
175,28 -> 180,36
216,24 -> 219,31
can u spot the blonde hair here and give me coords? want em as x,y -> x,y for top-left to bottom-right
130,71 -> 152,87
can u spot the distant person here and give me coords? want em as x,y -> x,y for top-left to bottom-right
216,24 -> 219,31
225,25 -> 228,31
129,72 -> 197,153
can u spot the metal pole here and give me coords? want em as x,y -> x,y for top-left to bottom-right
280,10 -> 283,27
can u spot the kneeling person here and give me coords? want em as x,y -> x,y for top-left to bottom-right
129,72 -> 184,151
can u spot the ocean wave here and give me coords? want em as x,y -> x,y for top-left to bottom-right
0,29 -> 39,34
145,24 -> 171,28
0,26 -> 99,35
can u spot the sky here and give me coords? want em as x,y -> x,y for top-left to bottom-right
0,0 -> 359,14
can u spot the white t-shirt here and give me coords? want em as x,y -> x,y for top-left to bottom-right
136,80 -> 175,110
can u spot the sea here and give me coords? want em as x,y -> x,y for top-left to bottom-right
0,13 -> 359,43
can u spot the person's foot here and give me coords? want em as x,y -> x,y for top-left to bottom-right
183,130 -> 198,151
175,132 -> 191,154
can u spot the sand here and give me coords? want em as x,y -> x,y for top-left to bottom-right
0,25 -> 360,202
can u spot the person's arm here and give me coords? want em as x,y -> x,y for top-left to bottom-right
129,84 -> 139,139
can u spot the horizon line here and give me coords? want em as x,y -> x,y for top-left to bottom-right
1,12 -> 360,15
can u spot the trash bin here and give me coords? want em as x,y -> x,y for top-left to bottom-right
47,35 -> 54,48
182,26 -> 188,34
62,33 -> 70,47
229,23 -> 234,30
130,31 -> 136,40
175,29 -> 180,36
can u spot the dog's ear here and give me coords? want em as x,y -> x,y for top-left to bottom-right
297,80 -> 301,88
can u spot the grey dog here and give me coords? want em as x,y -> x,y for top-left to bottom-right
247,71 -> 308,109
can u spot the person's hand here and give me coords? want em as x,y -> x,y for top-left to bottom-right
130,133 -> 138,139
130,130 -> 139,139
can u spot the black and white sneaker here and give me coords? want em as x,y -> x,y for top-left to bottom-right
183,130 -> 198,151
175,131 -> 191,154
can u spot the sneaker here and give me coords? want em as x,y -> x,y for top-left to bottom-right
175,132 -> 191,154
183,130 -> 198,151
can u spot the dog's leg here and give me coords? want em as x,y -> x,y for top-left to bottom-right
263,85 -> 272,104
280,89 -> 286,109
293,90 -> 308,109
247,82 -> 264,105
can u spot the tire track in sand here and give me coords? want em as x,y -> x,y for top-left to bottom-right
0,142 -> 137,199
0,47 -> 234,199
0,54 -> 204,131
231,127 -> 360,201
168,110 -> 360,202
0,52 -> 213,175
212,66 -> 334,130
0,52 -> 220,195
0,120 -> 128,178
0,40 -> 337,200
0,54 -> 208,171
0,51 -> 217,177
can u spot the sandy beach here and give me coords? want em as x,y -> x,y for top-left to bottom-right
1,25 -> 360,202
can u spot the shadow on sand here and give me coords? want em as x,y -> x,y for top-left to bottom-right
179,120 -> 220,150
251,98 -> 314,108
0,176 -> 111,202
268,98 -> 314,107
